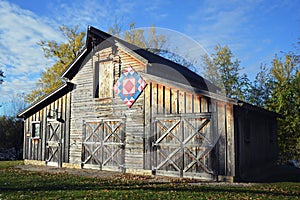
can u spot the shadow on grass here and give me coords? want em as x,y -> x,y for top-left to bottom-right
239,165 -> 300,183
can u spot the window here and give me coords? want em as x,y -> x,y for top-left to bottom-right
94,61 -> 114,98
32,122 -> 40,138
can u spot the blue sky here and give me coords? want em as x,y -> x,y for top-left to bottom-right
0,0 -> 300,115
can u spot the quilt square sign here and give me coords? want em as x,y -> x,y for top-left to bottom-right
113,66 -> 147,108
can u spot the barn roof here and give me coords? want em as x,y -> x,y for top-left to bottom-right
61,26 -> 219,93
18,26 -> 278,119
236,101 -> 281,117
17,82 -> 73,118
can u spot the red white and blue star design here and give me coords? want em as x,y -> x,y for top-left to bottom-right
113,66 -> 147,108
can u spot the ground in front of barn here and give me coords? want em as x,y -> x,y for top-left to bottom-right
0,161 -> 299,199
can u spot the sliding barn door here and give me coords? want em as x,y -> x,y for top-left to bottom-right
82,119 -> 125,171
152,114 -> 215,180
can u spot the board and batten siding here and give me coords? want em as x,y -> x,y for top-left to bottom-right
234,105 -> 278,180
143,76 -> 235,177
23,92 -> 71,163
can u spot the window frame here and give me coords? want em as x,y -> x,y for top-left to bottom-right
31,121 -> 41,138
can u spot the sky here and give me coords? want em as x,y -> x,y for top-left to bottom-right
0,0 -> 300,115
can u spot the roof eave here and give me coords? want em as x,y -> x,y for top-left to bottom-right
236,101 -> 281,117
17,82 -> 73,119
60,47 -> 88,79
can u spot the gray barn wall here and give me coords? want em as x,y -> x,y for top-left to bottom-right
68,45 -> 147,170
23,93 -> 71,162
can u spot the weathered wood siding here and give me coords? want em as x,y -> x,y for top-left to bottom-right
23,93 -> 71,163
211,99 -> 235,178
20,25 -> 279,181
69,43 -> 235,177
69,45 -> 147,170
143,78 -> 235,178
69,51 -> 96,164
23,43 -> 236,179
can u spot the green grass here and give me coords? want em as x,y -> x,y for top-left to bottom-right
0,161 -> 299,199
0,160 -> 24,169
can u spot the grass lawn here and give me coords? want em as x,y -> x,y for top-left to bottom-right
0,161 -> 299,199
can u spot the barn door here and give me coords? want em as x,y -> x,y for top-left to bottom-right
82,119 -> 125,171
152,114 -> 215,180
46,120 -> 63,167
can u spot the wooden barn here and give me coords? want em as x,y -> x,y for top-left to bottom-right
17,26 -> 278,181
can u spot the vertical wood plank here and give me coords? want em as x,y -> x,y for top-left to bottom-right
60,96 -> 66,162
65,92 -> 71,162
191,94 -> 195,113
157,84 -> 164,114
28,115 -> 32,159
152,83 -> 158,116
165,86 -> 170,114
178,91 -> 185,114
201,97 -> 208,112
99,62 -> 103,98
226,103 -> 234,176
55,100 -> 58,115
171,89 -> 178,114
38,109 -> 43,160
41,105 -> 47,161
108,62 -> 114,97
176,90 -> 179,114
37,111 -> 40,160
217,101 -> 225,175
184,92 -> 187,113
194,95 -> 201,113
151,83 -> 157,170
170,88 -> 173,114
186,93 -> 192,113
144,82 -> 151,169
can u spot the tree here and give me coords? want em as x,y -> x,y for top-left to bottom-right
110,22 -> 168,55
109,22 -> 201,72
266,54 -> 300,161
248,64 -> 273,107
0,70 -> 4,84
202,53 -> 223,89
0,116 -> 23,159
25,25 -> 85,103
202,45 -> 250,100
160,48 -> 196,71
26,23 -> 168,103
3,93 -> 27,117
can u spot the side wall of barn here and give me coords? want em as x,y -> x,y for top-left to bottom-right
23,92 -> 71,163
234,105 -> 278,180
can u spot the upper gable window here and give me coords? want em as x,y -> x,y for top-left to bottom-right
94,61 -> 114,98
